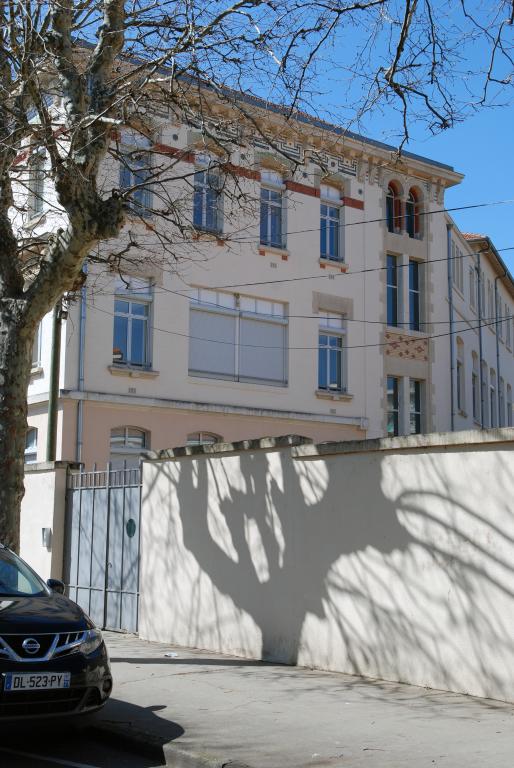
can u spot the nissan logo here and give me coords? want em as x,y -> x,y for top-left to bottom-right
22,637 -> 41,655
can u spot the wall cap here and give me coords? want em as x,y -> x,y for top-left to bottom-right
24,460 -> 81,473
144,434 -> 313,461
292,427 -> 514,459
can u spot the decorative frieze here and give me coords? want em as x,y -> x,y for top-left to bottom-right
384,331 -> 429,362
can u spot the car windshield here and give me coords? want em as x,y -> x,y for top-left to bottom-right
0,549 -> 47,597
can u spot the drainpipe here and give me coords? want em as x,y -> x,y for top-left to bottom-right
477,253 -> 485,428
494,272 -> 507,427
46,301 -> 63,461
76,267 -> 88,464
446,224 -> 455,431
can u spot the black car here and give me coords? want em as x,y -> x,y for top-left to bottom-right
0,543 -> 112,719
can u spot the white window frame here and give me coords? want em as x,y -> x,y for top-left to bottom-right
28,152 -> 45,217
25,427 -> 38,464
119,133 -> 153,215
110,426 -> 149,462
409,379 -> 423,435
189,290 -> 288,386
186,432 -> 223,446
320,184 -> 342,262
32,322 -> 42,368
193,158 -> 223,234
260,170 -> 285,249
113,277 -> 152,367
318,312 -> 346,392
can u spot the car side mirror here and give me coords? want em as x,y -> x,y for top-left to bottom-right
47,578 -> 65,595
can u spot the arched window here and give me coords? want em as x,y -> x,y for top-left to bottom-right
386,182 -> 402,233
25,427 -> 38,464
110,426 -> 148,468
406,187 -> 421,238
186,432 -> 223,446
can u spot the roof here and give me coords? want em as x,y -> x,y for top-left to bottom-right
462,232 -> 486,240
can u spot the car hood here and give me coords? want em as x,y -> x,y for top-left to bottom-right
0,594 -> 91,634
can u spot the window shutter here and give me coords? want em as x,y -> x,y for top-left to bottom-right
189,308 -> 236,378
239,316 -> 286,384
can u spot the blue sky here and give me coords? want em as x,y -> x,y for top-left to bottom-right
405,106 -> 514,271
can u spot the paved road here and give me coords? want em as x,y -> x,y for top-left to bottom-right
0,723 -> 163,768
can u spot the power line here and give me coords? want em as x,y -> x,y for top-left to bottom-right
116,196 -> 514,245
87,281 -> 513,328
88,300 -> 506,352
89,241 -> 514,295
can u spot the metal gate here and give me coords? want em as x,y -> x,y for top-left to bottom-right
64,465 -> 142,633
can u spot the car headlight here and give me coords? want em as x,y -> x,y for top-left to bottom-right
79,628 -> 104,655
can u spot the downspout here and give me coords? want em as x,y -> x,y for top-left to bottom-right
76,268 -> 87,464
446,224 -> 455,431
477,253 -> 484,427
494,271 -> 507,426
46,301 -> 63,461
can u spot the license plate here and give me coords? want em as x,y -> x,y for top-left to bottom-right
3,672 -> 71,692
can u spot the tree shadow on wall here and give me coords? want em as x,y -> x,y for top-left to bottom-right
145,442 -> 514,701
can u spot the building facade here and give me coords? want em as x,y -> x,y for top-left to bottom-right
22,105 -> 514,468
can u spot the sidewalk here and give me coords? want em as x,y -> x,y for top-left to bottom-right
95,632 -> 514,768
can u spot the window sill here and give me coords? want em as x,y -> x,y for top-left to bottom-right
193,230 -> 225,245
258,244 -> 289,260
109,365 -> 159,379
319,258 -> 348,272
24,212 -> 47,230
30,365 -> 44,378
316,389 -> 353,402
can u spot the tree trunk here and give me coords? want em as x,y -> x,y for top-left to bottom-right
0,304 -> 34,552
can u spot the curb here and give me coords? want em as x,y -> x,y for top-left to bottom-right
91,721 -> 166,762
163,742 -> 253,768
92,721 -> 254,768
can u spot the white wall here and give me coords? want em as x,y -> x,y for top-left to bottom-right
139,430 -> 514,703
20,463 -> 69,581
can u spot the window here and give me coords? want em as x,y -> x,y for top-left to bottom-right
189,289 -> 288,386
456,338 -> 464,412
487,280 -> 494,326
31,323 -> 42,368
409,379 -> 422,434
480,274 -> 486,316
187,432 -> 222,446
490,369 -> 496,427
499,377 -> 505,427
409,260 -> 421,331
472,353 -> 479,422
386,182 -> 402,233
260,170 -> 284,248
507,305 -> 512,348
405,188 -> 421,238
469,265 -> 477,312
387,376 -> 400,437
193,166 -> 222,234
320,185 -> 341,261
120,135 -> 152,214
25,427 -> 38,464
452,242 -> 464,294
507,384 -> 512,427
481,362 -> 488,426
110,426 -> 148,468
387,254 -> 399,327
113,277 -> 152,367
28,153 -> 45,216
318,312 -> 345,392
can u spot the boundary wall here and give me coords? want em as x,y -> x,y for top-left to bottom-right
139,430 -> 514,703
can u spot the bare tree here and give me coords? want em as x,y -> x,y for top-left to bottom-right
0,0 -> 512,550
